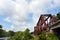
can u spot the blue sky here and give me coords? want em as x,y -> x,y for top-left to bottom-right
0,0 -> 60,32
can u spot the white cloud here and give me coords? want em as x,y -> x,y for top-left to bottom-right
10,25 -> 15,30
0,0 -> 60,31
4,17 -> 11,22
54,0 -> 60,7
6,25 -> 15,32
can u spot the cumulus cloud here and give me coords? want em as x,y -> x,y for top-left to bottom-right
0,0 -> 60,31
6,25 -> 15,31
54,0 -> 60,7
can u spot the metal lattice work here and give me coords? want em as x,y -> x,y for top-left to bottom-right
34,14 -> 57,36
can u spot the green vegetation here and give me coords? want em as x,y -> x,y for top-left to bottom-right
0,25 -> 7,37
0,25 -> 2,28
9,30 -> 58,40
56,12 -> 60,20
9,29 -> 33,40
0,24 -> 59,40
0,25 -> 15,37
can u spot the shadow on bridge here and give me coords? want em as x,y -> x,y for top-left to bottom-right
53,27 -> 60,40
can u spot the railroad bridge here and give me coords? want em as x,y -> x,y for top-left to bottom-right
34,14 -> 60,36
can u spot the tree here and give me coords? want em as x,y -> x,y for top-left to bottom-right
8,30 -> 15,37
0,25 -> 7,37
0,28 -> 7,37
9,29 -> 33,40
10,31 -> 24,40
56,12 -> 60,20
46,32 -> 58,40
39,32 -> 58,40
0,25 -> 2,29
23,28 -> 33,40
39,32 -> 46,40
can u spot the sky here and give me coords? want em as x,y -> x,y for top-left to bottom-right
0,0 -> 60,32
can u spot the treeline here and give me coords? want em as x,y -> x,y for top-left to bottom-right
9,29 -> 58,40
0,25 -> 58,40
0,25 -> 15,37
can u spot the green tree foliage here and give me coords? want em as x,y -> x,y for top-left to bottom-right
46,32 -> 58,40
39,32 -> 46,40
8,30 -> 15,37
9,29 -> 58,40
0,25 -> 59,40
0,29 -> 4,37
10,28 -> 33,40
0,29 -> 7,37
23,28 -> 33,40
39,32 -> 58,40
56,12 -> 60,20
10,31 -> 23,40
30,37 -> 39,40
0,25 -> 7,37
0,25 -> 2,29
0,25 -> 14,37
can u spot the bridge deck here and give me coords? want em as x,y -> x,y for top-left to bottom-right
49,20 -> 60,29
